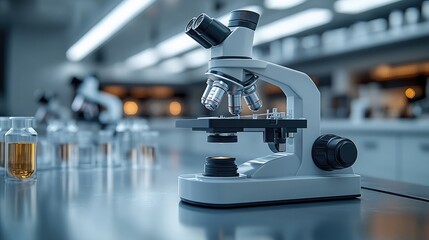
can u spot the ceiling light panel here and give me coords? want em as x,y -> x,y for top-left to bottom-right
66,0 -> 155,61
254,8 -> 333,45
334,0 -> 402,14
125,49 -> 160,69
264,0 -> 306,10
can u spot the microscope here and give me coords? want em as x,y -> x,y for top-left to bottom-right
34,90 -> 72,123
176,10 -> 361,207
71,75 -> 123,125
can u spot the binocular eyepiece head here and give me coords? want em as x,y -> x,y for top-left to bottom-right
185,14 -> 231,48
185,10 -> 260,49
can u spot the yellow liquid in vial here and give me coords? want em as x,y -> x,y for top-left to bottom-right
128,148 -> 138,161
0,141 -> 4,168
58,143 -> 77,162
8,142 -> 36,179
141,146 -> 156,162
99,143 -> 112,156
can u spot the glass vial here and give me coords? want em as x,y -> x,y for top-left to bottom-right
5,117 -> 38,181
77,131 -> 95,169
139,131 -> 159,169
0,117 -> 11,172
97,130 -> 119,168
52,120 -> 78,169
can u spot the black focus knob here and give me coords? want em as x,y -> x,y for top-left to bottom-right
312,134 -> 358,171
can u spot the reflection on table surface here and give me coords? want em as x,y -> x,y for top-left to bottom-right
0,149 -> 429,240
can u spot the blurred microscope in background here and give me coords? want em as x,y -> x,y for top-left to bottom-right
70,74 -> 123,127
411,78 -> 429,119
32,74 -> 158,171
34,90 -> 72,124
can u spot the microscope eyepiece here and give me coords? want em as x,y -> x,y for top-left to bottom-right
228,10 -> 260,30
70,76 -> 83,87
185,18 -> 212,49
192,13 -> 231,46
37,94 -> 50,104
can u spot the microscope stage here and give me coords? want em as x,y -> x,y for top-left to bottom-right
176,118 -> 307,133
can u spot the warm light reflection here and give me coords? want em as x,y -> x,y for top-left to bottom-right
130,87 -> 150,99
265,84 -> 283,94
372,62 -> 429,81
124,101 -> 139,115
169,101 -> 182,116
102,86 -> 127,97
151,86 -> 174,99
405,88 -> 416,99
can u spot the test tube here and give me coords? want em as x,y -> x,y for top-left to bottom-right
0,117 -> 11,172
5,117 -> 38,181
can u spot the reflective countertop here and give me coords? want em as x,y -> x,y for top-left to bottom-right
1,148 -> 429,240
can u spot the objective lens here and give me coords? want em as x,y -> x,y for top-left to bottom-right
205,81 -> 228,111
228,93 -> 242,115
185,18 -> 212,49
243,84 -> 262,112
201,79 -> 214,105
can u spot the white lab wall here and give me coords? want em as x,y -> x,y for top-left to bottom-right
6,26 -> 92,116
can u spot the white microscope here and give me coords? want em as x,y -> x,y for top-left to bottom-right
71,75 -> 123,125
34,90 -> 72,123
176,10 -> 361,207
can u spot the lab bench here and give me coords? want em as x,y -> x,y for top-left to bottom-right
322,120 -> 429,186
1,145 -> 429,240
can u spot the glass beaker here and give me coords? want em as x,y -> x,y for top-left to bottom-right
0,117 -> 11,172
5,117 -> 38,181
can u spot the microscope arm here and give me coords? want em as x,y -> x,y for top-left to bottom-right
209,58 -> 354,176
90,92 -> 123,124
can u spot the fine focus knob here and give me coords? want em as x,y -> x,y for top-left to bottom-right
312,134 -> 358,171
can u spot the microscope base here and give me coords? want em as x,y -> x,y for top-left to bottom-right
178,174 -> 361,208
